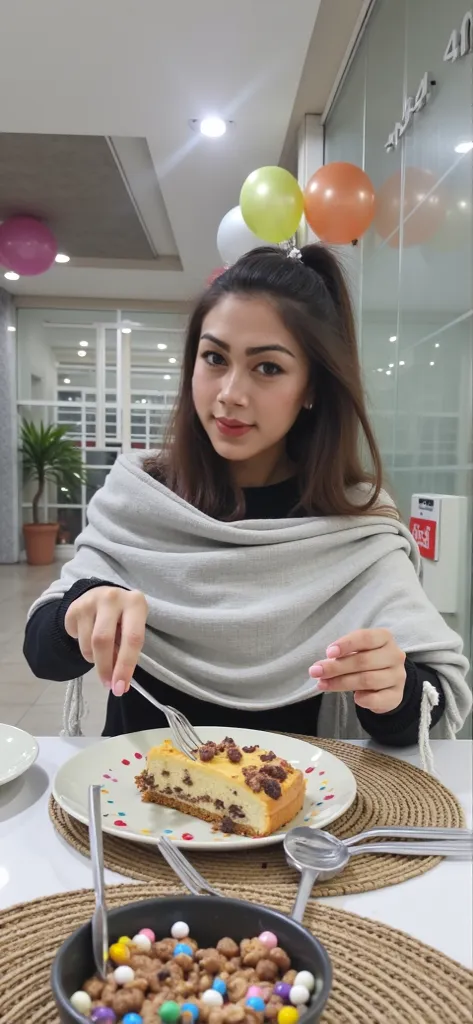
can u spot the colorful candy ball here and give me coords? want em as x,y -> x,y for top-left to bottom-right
91,1008 -> 117,1023
289,985 -> 310,1006
114,965 -> 135,985
294,971 -> 315,992
109,941 -> 130,964
212,978 -> 227,996
160,1001 -> 183,1023
132,933 -> 152,952
277,1008 -> 300,1024
118,935 -> 132,946
139,927 -> 156,943
246,997 -> 266,1012
202,989 -> 224,1007
181,1002 -> 200,1021
122,1015 -> 143,1024
171,920 -> 190,939
247,986 -> 264,999
258,930 -> 278,949
274,982 -> 291,1001
70,990 -> 92,1015
173,942 -> 193,957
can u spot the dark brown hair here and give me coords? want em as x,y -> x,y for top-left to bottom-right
144,244 -> 391,520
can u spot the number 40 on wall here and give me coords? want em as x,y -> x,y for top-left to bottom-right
444,10 -> 473,63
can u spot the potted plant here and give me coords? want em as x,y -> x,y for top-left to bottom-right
20,419 -> 87,565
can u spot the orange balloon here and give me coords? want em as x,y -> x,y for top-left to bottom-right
375,167 -> 445,248
304,162 -> 376,244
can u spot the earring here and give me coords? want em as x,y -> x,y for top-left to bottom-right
305,402 -> 313,411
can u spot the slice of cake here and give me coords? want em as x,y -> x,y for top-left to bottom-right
135,736 -> 305,837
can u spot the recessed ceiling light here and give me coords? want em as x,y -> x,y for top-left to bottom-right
455,141 -> 473,154
78,350 -> 87,358
377,368 -> 383,372
168,357 -> 177,364
121,327 -> 132,334
388,363 -> 394,368
55,253 -> 70,264
163,374 -> 171,380
430,360 -> 435,366
141,398 -> 147,404
64,378 -> 71,384
7,325 -> 16,332
385,370 -> 392,376
68,397 -> 72,402
157,343 -> 167,350
399,360 -> 405,366
200,116 -> 227,138
389,335 -> 397,342
4,271 -> 19,281
435,342 -> 440,348
79,340 -> 88,348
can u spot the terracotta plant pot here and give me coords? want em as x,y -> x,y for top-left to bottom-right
23,523 -> 59,565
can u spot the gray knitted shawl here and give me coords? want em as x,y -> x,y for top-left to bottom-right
29,453 -> 471,755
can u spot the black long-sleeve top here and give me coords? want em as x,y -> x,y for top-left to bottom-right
24,476 -> 445,743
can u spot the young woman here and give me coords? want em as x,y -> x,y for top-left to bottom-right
24,245 -> 471,748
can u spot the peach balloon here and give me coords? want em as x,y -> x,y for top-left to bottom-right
304,162 -> 376,244
375,167 -> 445,248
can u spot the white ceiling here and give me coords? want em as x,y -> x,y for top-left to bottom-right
0,0 -> 341,303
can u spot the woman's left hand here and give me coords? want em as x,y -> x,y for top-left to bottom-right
309,628 -> 407,714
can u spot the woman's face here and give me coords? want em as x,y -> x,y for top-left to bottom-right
192,294 -> 311,478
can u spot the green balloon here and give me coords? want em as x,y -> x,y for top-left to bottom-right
240,166 -> 304,243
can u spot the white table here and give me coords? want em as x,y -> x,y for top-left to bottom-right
0,738 -> 471,968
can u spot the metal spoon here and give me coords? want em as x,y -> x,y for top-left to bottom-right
88,784 -> 109,979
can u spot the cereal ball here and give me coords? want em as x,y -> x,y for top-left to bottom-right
171,920 -> 190,939
246,987 -> 263,999
122,1015 -> 144,1024
202,990 -> 224,1007
289,986 -> 310,1007
212,979 -> 227,997
174,942 -> 194,957
269,949 -> 291,973
70,991 -> 92,1015
109,942 -> 131,965
273,983 -> 291,1002
139,928 -> 156,943
258,932 -> 278,950
246,997 -> 265,1012
113,965 -> 135,986
132,934 -> 152,953
181,1002 -> 200,1021
277,1009 -> 299,1024
255,959 -> 277,982
91,1008 -> 117,1023
293,971 -> 315,992
159,1001 -> 182,1023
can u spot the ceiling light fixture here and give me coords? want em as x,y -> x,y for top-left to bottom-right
4,271 -> 19,281
64,378 -> 71,384
168,357 -> 177,364
389,335 -> 397,342
385,370 -> 392,376
55,253 -> 70,264
79,340 -> 88,348
157,343 -> 167,350
163,374 -> 171,380
388,363 -> 394,368
455,141 -> 473,154
78,350 -> 87,358
141,398 -> 147,404
435,342 -> 440,348
377,368 -> 383,372
430,360 -> 435,366
121,327 -> 132,334
7,325 -> 16,332
200,116 -> 227,138
399,360 -> 405,366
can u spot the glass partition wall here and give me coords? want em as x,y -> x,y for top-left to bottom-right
17,307 -> 186,542
324,0 -> 473,724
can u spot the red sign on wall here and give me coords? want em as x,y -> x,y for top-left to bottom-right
409,517 -> 437,560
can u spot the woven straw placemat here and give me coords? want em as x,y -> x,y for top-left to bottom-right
49,739 -> 464,899
2,883 -> 472,1024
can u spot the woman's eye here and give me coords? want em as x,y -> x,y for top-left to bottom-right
256,362 -> 283,377
202,350 -> 225,367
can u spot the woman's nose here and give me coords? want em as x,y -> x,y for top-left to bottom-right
218,371 -> 249,407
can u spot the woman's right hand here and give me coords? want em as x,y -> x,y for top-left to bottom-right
64,586 -> 148,696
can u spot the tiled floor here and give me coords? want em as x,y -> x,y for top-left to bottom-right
0,562 -> 107,735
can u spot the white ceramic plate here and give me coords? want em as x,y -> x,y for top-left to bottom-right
53,728 -> 356,851
0,723 -> 39,786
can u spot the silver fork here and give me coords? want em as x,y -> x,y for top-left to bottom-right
130,678 -> 203,759
157,834 -> 223,896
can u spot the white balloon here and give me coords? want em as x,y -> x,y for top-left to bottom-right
217,205 -> 273,265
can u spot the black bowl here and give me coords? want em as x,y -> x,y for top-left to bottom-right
52,894 -> 332,1023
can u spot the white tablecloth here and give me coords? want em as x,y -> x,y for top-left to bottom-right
0,737 -> 471,967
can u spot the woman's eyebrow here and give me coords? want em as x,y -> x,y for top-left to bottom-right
200,332 -> 295,358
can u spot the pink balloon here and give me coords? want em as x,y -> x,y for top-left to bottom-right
0,216 -> 57,275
